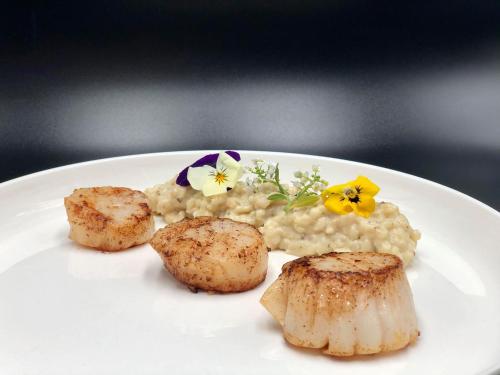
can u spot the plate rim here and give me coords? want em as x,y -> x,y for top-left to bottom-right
1,149 -> 498,219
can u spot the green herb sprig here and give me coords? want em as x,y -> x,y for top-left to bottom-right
247,160 -> 328,212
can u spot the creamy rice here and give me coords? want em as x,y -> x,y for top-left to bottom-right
145,179 -> 420,266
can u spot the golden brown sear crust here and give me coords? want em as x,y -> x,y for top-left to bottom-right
260,252 -> 418,356
150,216 -> 268,293
64,186 -> 155,251
282,252 -> 403,295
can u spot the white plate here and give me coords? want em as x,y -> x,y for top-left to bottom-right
0,151 -> 499,375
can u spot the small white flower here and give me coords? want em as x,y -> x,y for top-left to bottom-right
266,164 -> 276,177
313,182 -> 323,191
187,152 -> 243,196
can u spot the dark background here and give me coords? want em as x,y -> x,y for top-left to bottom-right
1,1 -> 499,209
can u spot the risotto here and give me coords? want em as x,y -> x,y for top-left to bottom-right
145,179 -> 420,266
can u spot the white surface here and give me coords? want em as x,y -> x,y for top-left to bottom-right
0,151 -> 499,375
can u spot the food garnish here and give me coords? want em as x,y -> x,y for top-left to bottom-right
146,154 -> 418,265
247,160 -> 328,212
176,150 -> 241,187
150,217 -> 268,293
321,176 -> 380,218
260,252 -> 419,356
184,152 -> 243,196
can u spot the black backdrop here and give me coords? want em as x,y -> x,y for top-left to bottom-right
2,1 -> 500,208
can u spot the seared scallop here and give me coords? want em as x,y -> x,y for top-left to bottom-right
64,186 -> 155,251
150,216 -> 268,293
260,252 -> 418,356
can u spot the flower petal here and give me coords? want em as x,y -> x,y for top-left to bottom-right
225,150 -> 241,162
216,152 -> 243,188
224,168 -> 242,188
176,153 -> 218,186
216,151 -> 242,170
352,193 -> 376,218
187,165 -> 214,191
175,168 -> 191,187
321,183 -> 348,200
324,195 -> 352,215
352,176 -> 380,197
202,180 -> 229,196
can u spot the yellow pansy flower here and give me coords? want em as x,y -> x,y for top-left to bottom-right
321,176 -> 380,218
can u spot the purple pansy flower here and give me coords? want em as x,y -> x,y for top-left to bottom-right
176,151 -> 241,187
